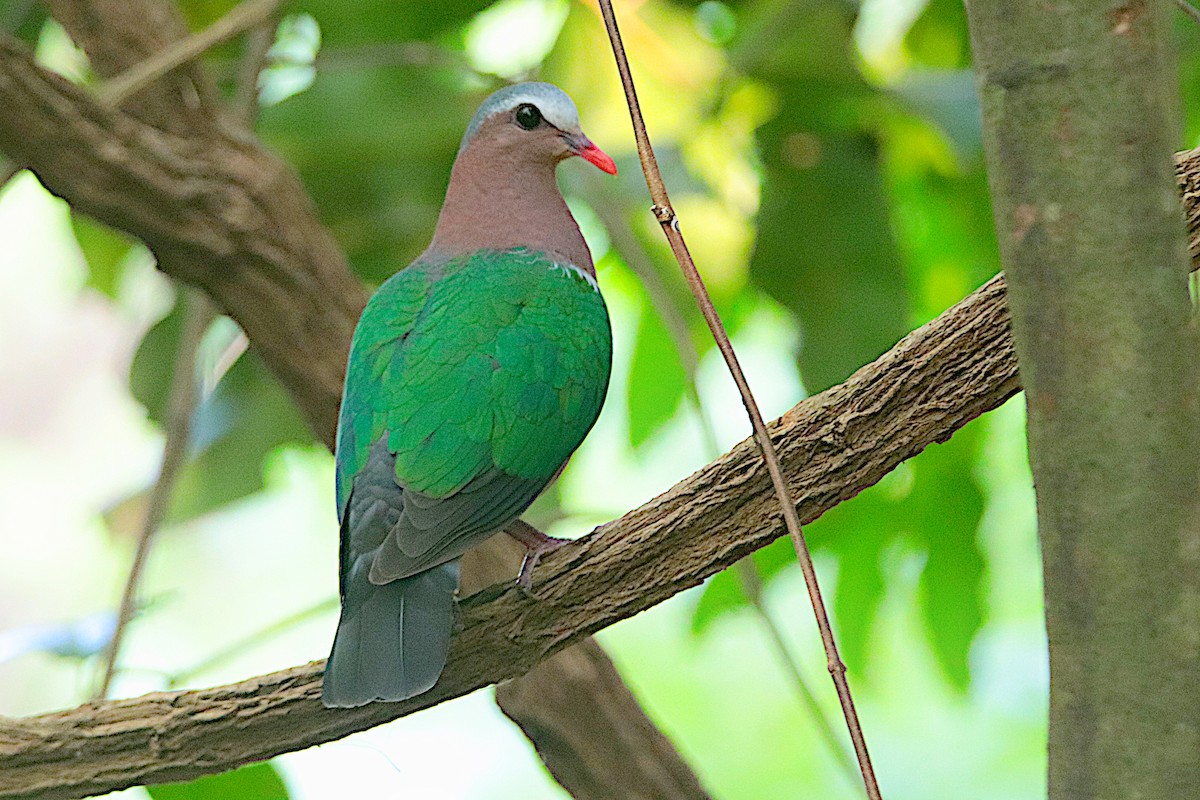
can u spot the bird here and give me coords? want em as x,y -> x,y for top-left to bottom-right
321,82 -> 617,708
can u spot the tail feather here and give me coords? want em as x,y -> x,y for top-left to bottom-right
322,560 -> 460,708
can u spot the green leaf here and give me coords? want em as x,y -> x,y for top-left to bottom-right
751,128 -> 908,393
127,311 -> 314,523
905,0 -> 971,70
7,2 -> 49,43
907,426 -> 986,690
148,762 -> 290,800
258,64 -> 482,284
690,538 -> 813,640
739,1 -> 909,394
130,299 -> 186,427
691,565 -> 746,636
71,214 -> 136,298
295,0 -> 492,45
802,486 -> 900,675
165,349 -> 312,522
627,299 -> 687,449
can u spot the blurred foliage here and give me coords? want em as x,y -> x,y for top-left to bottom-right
147,763 -> 290,800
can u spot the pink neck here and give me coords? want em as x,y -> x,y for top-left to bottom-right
426,143 -> 594,273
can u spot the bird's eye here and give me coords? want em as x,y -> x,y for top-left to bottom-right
514,104 -> 543,130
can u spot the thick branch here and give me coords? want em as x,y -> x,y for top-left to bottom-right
966,0 -> 1200,795
0,272 -> 1020,799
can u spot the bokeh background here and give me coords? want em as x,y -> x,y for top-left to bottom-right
3,0 -> 1199,797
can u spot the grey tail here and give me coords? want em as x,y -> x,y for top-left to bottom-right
321,560 -> 461,708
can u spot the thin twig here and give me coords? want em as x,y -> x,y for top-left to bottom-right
1177,0 -> 1200,26
96,0 -> 282,108
232,4 -> 280,129
95,291 -> 214,699
595,3 -> 883,797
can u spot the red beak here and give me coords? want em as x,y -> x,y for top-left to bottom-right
573,138 -> 618,175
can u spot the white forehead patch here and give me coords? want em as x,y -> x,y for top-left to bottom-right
460,82 -> 583,151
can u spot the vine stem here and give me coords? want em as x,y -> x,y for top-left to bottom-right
95,291 -> 213,698
595,3 -> 883,797
589,182 -> 858,784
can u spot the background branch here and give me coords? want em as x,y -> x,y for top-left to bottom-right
96,0 -> 281,109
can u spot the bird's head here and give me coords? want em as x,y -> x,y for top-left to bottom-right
458,82 -> 617,176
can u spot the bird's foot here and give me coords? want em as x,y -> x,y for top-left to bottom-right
506,519 -> 569,594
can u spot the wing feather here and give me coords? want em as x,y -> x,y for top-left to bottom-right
335,249 -> 612,592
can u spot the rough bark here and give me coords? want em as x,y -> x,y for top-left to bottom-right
0,14 -> 710,799
0,272 -> 1021,799
965,1 -> 1200,797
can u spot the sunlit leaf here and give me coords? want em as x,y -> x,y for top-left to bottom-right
71,214 -> 135,299
148,762 -> 290,800
905,0 -> 971,70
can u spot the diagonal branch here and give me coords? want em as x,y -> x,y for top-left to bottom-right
0,272 -> 1021,799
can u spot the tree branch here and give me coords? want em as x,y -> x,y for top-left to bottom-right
0,271 -> 1021,799
966,0 -> 1200,794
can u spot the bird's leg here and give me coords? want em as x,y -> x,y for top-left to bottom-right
506,519 -> 569,593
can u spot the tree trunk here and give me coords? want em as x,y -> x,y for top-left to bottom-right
964,1 -> 1200,796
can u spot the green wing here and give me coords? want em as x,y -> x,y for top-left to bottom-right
335,248 -> 611,583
